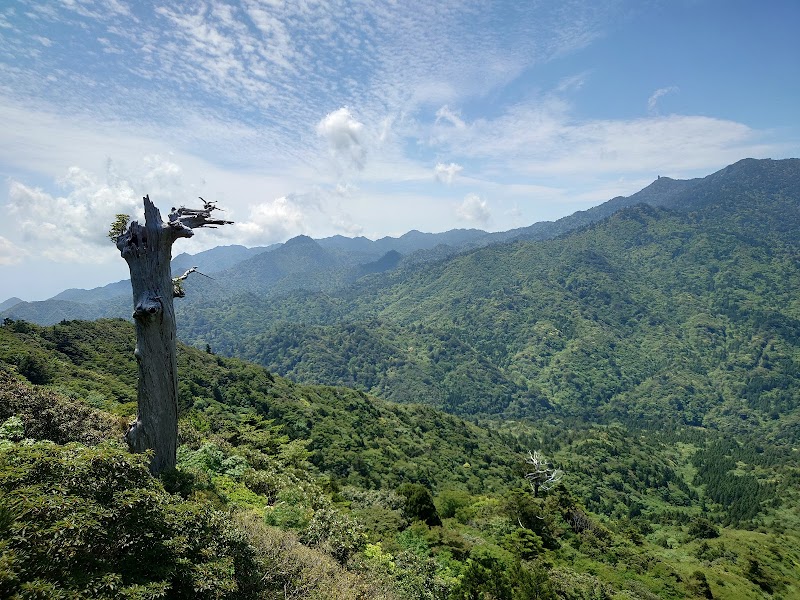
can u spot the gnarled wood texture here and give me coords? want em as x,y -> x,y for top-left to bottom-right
116,195 -> 231,474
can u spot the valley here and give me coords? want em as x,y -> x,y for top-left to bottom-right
2,158 -> 800,598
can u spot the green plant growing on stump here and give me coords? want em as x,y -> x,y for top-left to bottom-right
107,213 -> 130,242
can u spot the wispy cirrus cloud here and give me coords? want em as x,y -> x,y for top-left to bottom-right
647,86 -> 679,114
427,98 -> 783,181
0,0 -> 619,174
435,106 -> 467,129
1,0 -> 797,300
0,236 -> 27,266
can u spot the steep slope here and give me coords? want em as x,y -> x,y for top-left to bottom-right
477,173 -> 700,246
173,159 -> 800,441
216,235 -> 361,295
0,319 -> 520,491
170,243 -> 276,274
3,318 -> 800,599
0,297 -> 23,311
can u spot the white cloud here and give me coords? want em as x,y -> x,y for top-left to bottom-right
331,217 -> 364,236
237,196 -> 305,244
647,86 -> 679,114
335,182 -> 359,196
434,162 -> 463,184
456,193 -> 490,225
428,96 -> 783,180
556,72 -> 588,93
2,154 -> 202,263
0,236 -> 27,265
316,107 -> 368,170
142,154 -> 183,187
435,105 -> 466,129
6,173 -> 140,263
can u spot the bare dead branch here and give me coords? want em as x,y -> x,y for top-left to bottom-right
172,266 -> 213,298
524,450 -> 563,497
168,197 -> 234,233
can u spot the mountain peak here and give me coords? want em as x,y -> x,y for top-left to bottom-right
283,234 -> 318,247
0,297 -> 23,312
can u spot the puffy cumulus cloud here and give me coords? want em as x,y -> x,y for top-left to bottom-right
331,217 -> 364,236
107,154 -> 186,206
316,107 -> 367,170
647,86 -> 679,114
7,173 -> 141,263
456,193 -> 490,225
2,155 -> 194,263
142,154 -> 183,188
0,236 -> 28,265
237,196 -> 305,244
434,162 -> 463,184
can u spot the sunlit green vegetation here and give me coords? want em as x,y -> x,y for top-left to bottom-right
2,159 -> 800,597
2,318 -> 800,598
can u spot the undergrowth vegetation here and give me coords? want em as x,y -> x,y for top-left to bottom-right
2,320 -> 800,598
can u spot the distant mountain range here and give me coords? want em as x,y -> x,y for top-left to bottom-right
1,227 -> 495,325
7,158 -> 786,326
164,157 -> 800,430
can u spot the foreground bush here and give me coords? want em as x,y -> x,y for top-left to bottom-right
0,368 -> 120,445
0,441 -> 259,599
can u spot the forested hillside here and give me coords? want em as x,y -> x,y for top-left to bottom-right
2,158 -> 800,598
2,319 -> 799,598
174,159 -> 800,441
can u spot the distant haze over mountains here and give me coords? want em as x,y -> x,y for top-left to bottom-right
2,158 -> 797,328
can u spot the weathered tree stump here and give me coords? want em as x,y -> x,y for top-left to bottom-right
116,195 -> 231,474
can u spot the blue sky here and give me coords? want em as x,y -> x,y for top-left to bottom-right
1,0 -> 798,300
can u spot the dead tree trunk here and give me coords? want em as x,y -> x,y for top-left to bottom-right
524,450 -> 563,498
116,195 -> 231,474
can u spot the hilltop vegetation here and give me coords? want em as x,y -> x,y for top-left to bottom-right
175,160 -> 800,444
2,319 -> 800,598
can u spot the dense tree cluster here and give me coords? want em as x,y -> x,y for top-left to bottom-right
2,319 -> 799,597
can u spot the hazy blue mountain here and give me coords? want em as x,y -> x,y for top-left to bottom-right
470,175 -> 700,247
0,297 -> 23,312
215,235 -> 357,294
2,245 -> 277,325
171,244 -> 276,275
50,280 -> 132,304
0,298 -> 129,325
357,250 -> 404,277
317,228 -> 487,255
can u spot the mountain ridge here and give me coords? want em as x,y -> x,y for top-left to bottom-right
3,158 -> 798,328
165,158 -> 800,431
